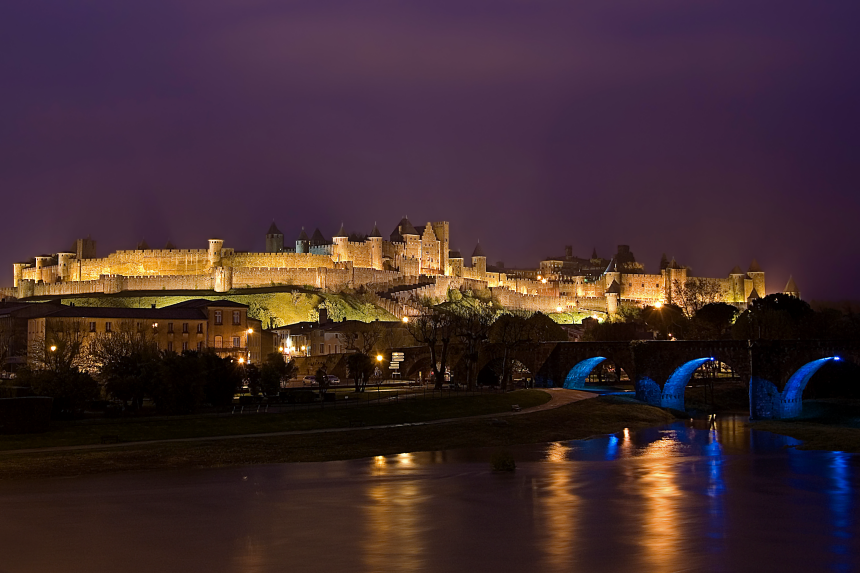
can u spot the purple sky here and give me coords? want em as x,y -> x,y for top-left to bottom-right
2,0 -> 859,300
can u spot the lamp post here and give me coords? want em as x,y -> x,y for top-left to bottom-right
246,327 -> 253,363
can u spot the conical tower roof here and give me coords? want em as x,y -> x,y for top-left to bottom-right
747,288 -> 760,300
267,221 -> 282,235
449,249 -> 462,259
397,217 -> 419,236
297,228 -> 309,241
472,242 -> 486,258
137,239 -> 149,250
729,265 -> 743,275
606,279 -> 622,294
311,228 -> 327,244
604,258 -> 619,274
165,240 -> 176,250
592,248 -> 598,260
748,259 -> 763,273
369,223 -> 382,238
784,275 -> 800,295
333,223 -> 347,238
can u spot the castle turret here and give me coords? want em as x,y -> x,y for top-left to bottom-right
34,256 -> 52,283
606,279 -> 621,314
747,259 -> 765,299
603,258 -> 622,297
430,221 -> 450,275
208,239 -> 224,267
56,252 -> 75,281
662,258 -> 687,305
265,221 -> 284,253
784,276 -> 800,299
448,250 -> 464,277
12,262 -> 27,288
214,266 -> 233,292
296,228 -> 310,254
471,242 -> 486,277
332,224 -> 347,262
369,223 -> 383,270
729,265 -> 745,303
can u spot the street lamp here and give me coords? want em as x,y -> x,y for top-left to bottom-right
49,345 -> 57,352
376,354 -> 383,362
402,316 -> 409,323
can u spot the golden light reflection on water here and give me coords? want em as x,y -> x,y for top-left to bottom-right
627,436 -> 686,573
363,457 -> 427,572
536,442 -> 579,570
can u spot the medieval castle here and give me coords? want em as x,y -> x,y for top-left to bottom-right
2,217 -> 798,318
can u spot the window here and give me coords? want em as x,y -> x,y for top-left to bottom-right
232,311 -> 241,325
182,323 -> 188,333
214,335 -> 223,348
232,336 -> 240,348
197,342 -> 203,351
214,311 -> 222,325
182,342 -> 188,352
105,322 -> 112,333
89,322 -> 96,332
319,344 -> 324,354
167,323 -> 174,333
167,342 -> 173,352
197,323 -> 203,334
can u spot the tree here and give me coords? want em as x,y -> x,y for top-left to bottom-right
259,352 -> 296,397
489,312 -> 533,391
346,352 -> 375,393
200,351 -> 242,408
19,367 -> 100,419
89,322 -> 160,410
689,302 -> 738,340
732,293 -> 814,340
315,365 -> 329,397
406,306 -> 454,390
642,304 -> 688,339
150,351 -> 207,414
672,277 -> 723,317
449,303 -> 495,391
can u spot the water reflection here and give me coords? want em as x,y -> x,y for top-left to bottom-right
0,416 -> 858,573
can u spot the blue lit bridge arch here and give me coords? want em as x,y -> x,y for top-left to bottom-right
779,357 -> 841,418
563,357 -> 629,389
661,357 -> 717,410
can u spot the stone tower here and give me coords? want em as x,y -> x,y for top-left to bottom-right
208,239 -> 224,268
12,262 -> 27,288
369,223 -> 383,270
430,221 -> 450,275
332,224 -> 348,263
784,276 -> 800,299
603,258 -> 621,297
296,228 -> 310,254
56,252 -> 75,281
471,242 -> 487,277
265,222 -> 284,253
662,258 -> 687,305
73,236 -> 96,260
448,250 -> 464,277
34,256 -> 52,283
729,265 -> 746,303
606,279 -> 621,314
748,259 -> 766,299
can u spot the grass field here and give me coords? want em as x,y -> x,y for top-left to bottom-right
0,395 -> 674,481
0,390 -> 551,451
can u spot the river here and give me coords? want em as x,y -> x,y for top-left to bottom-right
0,416 -> 857,572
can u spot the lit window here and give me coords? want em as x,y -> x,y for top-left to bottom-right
105,322 -> 112,333
232,311 -> 241,325
214,311 -> 222,325
89,322 -> 96,332
182,323 -> 188,333
197,323 -> 203,334
214,335 -> 222,348
232,336 -> 240,348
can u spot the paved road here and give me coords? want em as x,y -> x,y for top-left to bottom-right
0,389 -> 596,456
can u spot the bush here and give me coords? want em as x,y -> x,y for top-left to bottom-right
491,450 -> 516,472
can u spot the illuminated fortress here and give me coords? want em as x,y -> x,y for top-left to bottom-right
3,218 -> 793,316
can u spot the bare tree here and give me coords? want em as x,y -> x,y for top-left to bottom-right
450,303 -> 495,391
406,306 -> 454,390
489,312 -> 533,391
672,277 -> 723,317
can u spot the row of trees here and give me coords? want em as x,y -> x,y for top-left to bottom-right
585,293 -> 860,342
403,297 -> 568,390
16,326 -> 295,417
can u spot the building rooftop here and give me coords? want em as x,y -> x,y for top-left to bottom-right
267,221 -> 282,235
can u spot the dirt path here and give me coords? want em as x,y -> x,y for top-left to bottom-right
0,389 -> 597,456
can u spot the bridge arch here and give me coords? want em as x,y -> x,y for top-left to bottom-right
563,357 -> 630,390
780,356 -> 842,418
661,357 -> 717,410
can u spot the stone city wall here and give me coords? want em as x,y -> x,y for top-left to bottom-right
228,252 -> 335,270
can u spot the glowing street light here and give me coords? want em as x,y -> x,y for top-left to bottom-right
376,354 -> 383,362
247,328 -> 253,334
654,301 -> 663,309
402,316 -> 409,323
238,357 -> 245,364
556,306 -> 563,313
49,345 -> 57,352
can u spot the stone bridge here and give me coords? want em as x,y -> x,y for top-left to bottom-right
394,340 -> 860,420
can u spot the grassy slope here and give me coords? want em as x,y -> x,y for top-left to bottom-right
0,396 -> 673,480
751,399 -> 860,453
61,288 -> 396,326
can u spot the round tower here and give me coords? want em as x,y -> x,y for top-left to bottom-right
448,250 -> 464,277
208,239 -> 224,267
12,262 -> 27,288
471,242 -> 487,277
368,223 -> 383,270
332,224 -> 348,262
34,256 -> 52,283
56,252 -> 75,281
214,266 -> 234,293
295,228 -> 310,254
18,279 -> 35,299
265,222 -> 284,253
747,259 -> 766,299
605,279 -> 621,315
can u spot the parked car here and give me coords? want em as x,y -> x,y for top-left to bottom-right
327,375 -> 340,386
303,375 -> 318,386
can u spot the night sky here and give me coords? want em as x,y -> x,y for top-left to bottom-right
2,1 -> 859,300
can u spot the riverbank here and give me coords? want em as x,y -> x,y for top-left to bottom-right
751,399 -> 860,453
0,395 -> 673,481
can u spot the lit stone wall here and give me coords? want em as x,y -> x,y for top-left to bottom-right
228,252 -> 335,270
